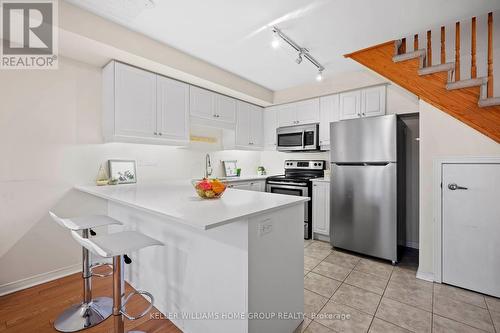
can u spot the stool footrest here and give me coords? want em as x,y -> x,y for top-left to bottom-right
120,290 -> 154,321
90,262 -> 113,277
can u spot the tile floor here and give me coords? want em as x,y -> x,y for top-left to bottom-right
300,240 -> 500,333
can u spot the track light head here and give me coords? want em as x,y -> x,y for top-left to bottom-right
316,70 -> 323,82
296,53 -> 303,64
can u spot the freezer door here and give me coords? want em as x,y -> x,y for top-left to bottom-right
330,163 -> 397,261
330,115 -> 397,163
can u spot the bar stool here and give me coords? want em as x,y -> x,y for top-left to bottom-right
49,211 -> 122,332
71,229 -> 163,333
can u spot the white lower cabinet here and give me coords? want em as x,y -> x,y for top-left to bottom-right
227,180 -> 265,191
312,181 -> 330,238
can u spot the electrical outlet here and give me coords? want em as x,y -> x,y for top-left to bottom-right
258,219 -> 273,236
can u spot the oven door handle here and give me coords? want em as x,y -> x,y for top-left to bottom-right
267,181 -> 308,187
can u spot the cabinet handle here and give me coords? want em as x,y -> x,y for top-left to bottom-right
154,132 -> 158,135
362,113 -> 366,116
159,132 -> 162,136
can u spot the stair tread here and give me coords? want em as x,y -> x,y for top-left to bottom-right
418,62 -> 455,75
392,49 -> 426,62
447,77 -> 488,90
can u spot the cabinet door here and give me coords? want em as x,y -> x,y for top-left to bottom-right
190,86 -> 215,120
249,105 -> 264,148
156,76 -> 189,141
228,182 -> 251,190
339,90 -> 361,120
319,95 -> 339,147
249,181 -> 265,192
235,101 -> 251,146
312,182 -> 330,236
362,86 -> 386,117
114,62 -> 157,138
263,106 -> 278,149
215,94 -> 236,123
277,103 -> 297,127
295,98 -> 320,125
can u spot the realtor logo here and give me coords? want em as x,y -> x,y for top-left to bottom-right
1,0 -> 58,69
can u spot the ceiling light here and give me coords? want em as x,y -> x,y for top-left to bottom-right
316,70 -> 323,82
271,35 -> 280,49
296,53 -> 303,64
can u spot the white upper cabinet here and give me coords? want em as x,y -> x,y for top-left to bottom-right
277,98 -> 320,127
340,85 -> 386,120
295,98 -> 320,125
102,61 -> 189,145
263,106 -> 278,149
113,62 -> 157,139
362,85 -> 386,117
339,90 -> 362,120
215,94 -> 237,123
235,101 -> 263,149
319,94 -> 340,148
190,86 -> 236,126
156,76 -> 189,142
189,86 -> 215,120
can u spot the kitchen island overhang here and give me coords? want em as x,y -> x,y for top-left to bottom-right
75,182 -> 308,333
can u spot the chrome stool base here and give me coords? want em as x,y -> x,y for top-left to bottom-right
54,297 -> 113,332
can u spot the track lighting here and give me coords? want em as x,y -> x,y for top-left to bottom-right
271,26 -> 325,81
316,70 -> 323,82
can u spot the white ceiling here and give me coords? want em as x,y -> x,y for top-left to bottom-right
65,0 -> 500,91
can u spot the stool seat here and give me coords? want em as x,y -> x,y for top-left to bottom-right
71,230 -> 163,258
49,211 -> 122,230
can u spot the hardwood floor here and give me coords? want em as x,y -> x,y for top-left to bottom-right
0,271 -> 181,333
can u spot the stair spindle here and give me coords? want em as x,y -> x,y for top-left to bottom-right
427,30 -> 432,67
414,34 -> 419,50
441,26 -> 446,64
401,38 -> 406,54
487,12 -> 493,98
455,22 -> 461,81
471,17 -> 477,78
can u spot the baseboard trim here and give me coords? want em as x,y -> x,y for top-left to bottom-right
0,264 -> 81,296
416,269 -> 434,282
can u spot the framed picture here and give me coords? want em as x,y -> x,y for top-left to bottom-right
108,160 -> 137,184
222,160 -> 238,177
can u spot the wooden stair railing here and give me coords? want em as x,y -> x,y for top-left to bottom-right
345,10 -> 500,143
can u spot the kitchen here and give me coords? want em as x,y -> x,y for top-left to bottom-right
1,1 -> 500,333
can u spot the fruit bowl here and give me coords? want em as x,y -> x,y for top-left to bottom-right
192,178 -> 227,199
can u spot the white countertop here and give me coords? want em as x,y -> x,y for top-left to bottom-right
311,178 -> 330,183
75,181 -> 308,230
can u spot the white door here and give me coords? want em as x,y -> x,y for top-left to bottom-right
215,94 -> 236,123
295,98 -> 320,125
156,76 -> 189,141
319,94 -> 339,147
277,103 -> 297,127
362,86 -> 386,117
190,86 -> 215,120
249,105 -> 264,148
114,62 -> 157,138
228,182 -> 252,190
235,101 -> 250,146
249,181 -> 264,192
442,163 -> 500,297
263,106 -> 278,149
339,90 -> 361,120
312,182 -> 330,236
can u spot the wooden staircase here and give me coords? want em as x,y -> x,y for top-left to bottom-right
345,11 -> 500,143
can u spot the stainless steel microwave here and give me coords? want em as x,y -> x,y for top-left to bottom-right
276,123 -> 319,152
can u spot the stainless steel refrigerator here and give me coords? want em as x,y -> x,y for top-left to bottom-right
329,115 -> 405,263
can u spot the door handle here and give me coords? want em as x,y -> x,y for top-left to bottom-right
448,183 -> 468,190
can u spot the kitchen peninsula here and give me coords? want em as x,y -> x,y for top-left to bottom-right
76,181 -> 308,333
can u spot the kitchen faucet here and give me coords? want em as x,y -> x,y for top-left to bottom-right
205,153 -> 213,178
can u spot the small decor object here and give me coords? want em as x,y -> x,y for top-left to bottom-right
108,160 -> 137,184
257,166 -> 266,176
236,168 -> 241,177
222,160 -> 238,177
193,178 -> 227,199
96,164 -> 109,186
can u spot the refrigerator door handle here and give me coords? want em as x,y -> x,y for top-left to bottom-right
333,162 -> 391,166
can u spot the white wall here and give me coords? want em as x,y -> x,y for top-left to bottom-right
418,101 -> 500,276
0,57 -> 261,288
